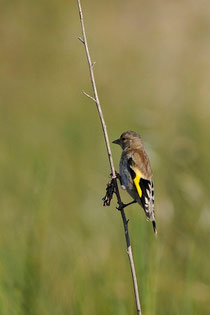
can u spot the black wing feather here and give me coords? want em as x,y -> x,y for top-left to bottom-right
127,158 -> 157,234
140,178 -> 154,214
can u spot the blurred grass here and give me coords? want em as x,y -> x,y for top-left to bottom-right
0,0 -> 210,314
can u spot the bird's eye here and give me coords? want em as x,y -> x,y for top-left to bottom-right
122,137 -> 125,141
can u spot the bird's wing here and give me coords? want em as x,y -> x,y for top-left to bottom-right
128,155 -> 154,220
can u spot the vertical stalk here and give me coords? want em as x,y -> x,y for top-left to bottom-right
76,1 -> 142,314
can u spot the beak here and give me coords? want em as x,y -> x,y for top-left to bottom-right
112,138 -> 121,145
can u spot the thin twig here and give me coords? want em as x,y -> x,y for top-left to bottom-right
82,91 -> 96,102
76,0 -> 116,178
76,1 -> 142,314
78,36 -> 85,44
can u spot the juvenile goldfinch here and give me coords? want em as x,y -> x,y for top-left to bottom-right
113,131 -> 157,234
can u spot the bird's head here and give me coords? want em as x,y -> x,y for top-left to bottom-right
112,131 -> 142,150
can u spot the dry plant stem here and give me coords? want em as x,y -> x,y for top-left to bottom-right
77,0 -> 115,177
76,1 -> 142,314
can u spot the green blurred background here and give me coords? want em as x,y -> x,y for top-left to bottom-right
1,0 -> 210,314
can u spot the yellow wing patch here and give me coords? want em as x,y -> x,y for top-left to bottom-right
133,174 -> 142,198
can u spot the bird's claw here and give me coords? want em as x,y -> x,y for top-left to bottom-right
117,200 -> 137,210
116,202 -> 126,211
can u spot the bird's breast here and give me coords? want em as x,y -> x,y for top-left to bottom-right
119,156 -> 134,192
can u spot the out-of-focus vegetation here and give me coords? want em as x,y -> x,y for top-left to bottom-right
0,0 -> 210,314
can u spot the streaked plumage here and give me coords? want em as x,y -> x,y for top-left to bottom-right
113,131 -> 157,234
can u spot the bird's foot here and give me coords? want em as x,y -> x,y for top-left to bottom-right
115,171 -> 123,185
116,200 -> 137,210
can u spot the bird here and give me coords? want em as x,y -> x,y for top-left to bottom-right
113,130 -> 157,234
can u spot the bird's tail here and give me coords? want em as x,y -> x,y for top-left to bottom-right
152,220 -> 157,236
